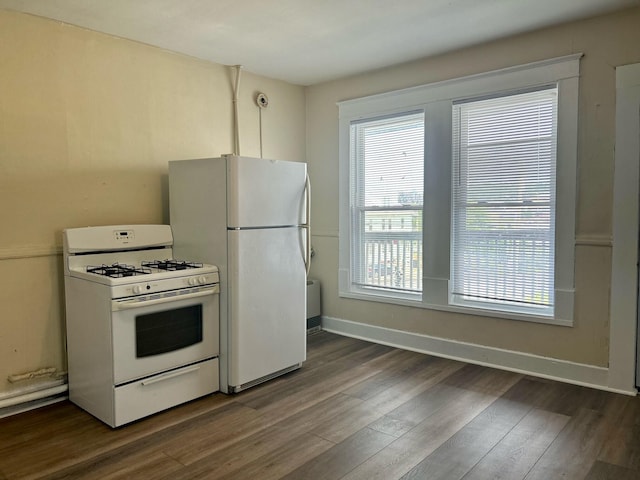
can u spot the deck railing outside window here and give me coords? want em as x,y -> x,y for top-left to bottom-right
360,231 -> 422,293
361,229 -> 552,306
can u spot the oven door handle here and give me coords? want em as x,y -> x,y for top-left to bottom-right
112,287 -> 218,311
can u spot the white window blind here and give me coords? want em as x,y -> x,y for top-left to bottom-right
350,111 -> 424,294
451,87 -> 557,313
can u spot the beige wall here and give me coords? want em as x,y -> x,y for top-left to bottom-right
306,7 -> 640,367
0,10 -> 306,394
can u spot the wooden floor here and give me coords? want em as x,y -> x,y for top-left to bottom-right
2,331 -> 640,480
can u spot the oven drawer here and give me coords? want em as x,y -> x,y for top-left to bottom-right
113,358 -> 219,427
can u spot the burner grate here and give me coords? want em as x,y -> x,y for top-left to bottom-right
87,263 -> 152,278
142,259 -> 204,271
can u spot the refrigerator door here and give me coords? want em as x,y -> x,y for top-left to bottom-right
227,227 -> 307,388
227,155 -> 307,228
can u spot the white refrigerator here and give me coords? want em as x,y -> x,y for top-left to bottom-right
168,155 -> 310,393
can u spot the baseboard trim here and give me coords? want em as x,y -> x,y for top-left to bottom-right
321,316 -> 636,396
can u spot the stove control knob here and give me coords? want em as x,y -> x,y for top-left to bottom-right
188,277 -> 198,286
133,285 -> 143,294
198,276 -> 208,285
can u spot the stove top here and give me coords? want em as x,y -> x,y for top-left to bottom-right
69,259 -> 219,298
87,263 -> 153,278
86,260 -> 205,278
141,260 -> 204,271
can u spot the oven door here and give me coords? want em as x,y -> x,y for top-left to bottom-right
111,285 -> 219,385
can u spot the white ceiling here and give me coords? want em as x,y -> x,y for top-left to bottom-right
1,0 -> 638,85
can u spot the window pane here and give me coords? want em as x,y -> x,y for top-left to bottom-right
451,87 -> 557,311
351,112 -> 424,293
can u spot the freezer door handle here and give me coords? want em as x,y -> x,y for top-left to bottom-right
303,173 -> 311,277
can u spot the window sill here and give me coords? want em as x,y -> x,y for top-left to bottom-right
339,288 -> 573,327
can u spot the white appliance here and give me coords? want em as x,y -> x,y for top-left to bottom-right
63,224 -> 220,427
169,155 -> 310,393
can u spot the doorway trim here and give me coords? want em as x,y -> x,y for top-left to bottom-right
610,62 -> 640,393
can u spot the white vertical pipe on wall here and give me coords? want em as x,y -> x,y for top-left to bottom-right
232,65 -> 242,156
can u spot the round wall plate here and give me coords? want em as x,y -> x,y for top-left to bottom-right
256,92 -> 269,108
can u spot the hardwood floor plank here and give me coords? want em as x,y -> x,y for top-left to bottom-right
341,349 -> 436,400
516,376 -> 631,418
584,460 -> 640,480
137,402 -> 267,466
596,396 -> 640,471
215,432 -> 334,480
226,334 -> 374,408
0,406 -> 152,479
159,393 -> 363,479
399,395 -> 533,479
339,388 -> 500,480
305,331 -> 365,363
381,363 -> 521,431
362,356 -> 465,415
236,342 -> 392,411
442,363 -> 524,396
253,351 -> 392,423
610,394 -> 640,425
462,408 -> 569,480
366,415 -> 418,439
312,357 -> 465,443
0,393 -> 234,479
40,450 -> 184,480
376,383 -> 469,432
523,407 -> 617,480
280,427 -> 396,480
11,401 -> 255,480
306,402 -> 384,446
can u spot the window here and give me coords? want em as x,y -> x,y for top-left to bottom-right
350,112 -> 424,296
451,88 -> 557,316
338,55 -> 580,325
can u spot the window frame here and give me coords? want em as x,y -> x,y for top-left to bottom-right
350,111 -> 425,299
338,54 -> 581,326
450,86 -> 559,317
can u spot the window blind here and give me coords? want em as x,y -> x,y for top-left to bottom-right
350,112 -> 424,293
451,87 -> 557,311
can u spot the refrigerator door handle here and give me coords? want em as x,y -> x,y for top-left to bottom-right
303,173 -> 311,277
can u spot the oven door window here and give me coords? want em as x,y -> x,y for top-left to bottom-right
135,304 -> 203,358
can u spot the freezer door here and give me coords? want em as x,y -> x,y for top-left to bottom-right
227,155 -> 307,228
227,227 -> 307,388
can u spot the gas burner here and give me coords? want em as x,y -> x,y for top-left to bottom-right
142,259 -> 204,271
87,263 -> 152,278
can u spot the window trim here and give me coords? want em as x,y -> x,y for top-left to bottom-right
338,54 -> 581,326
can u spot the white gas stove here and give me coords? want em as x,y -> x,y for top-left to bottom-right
63,224 -> 220,427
